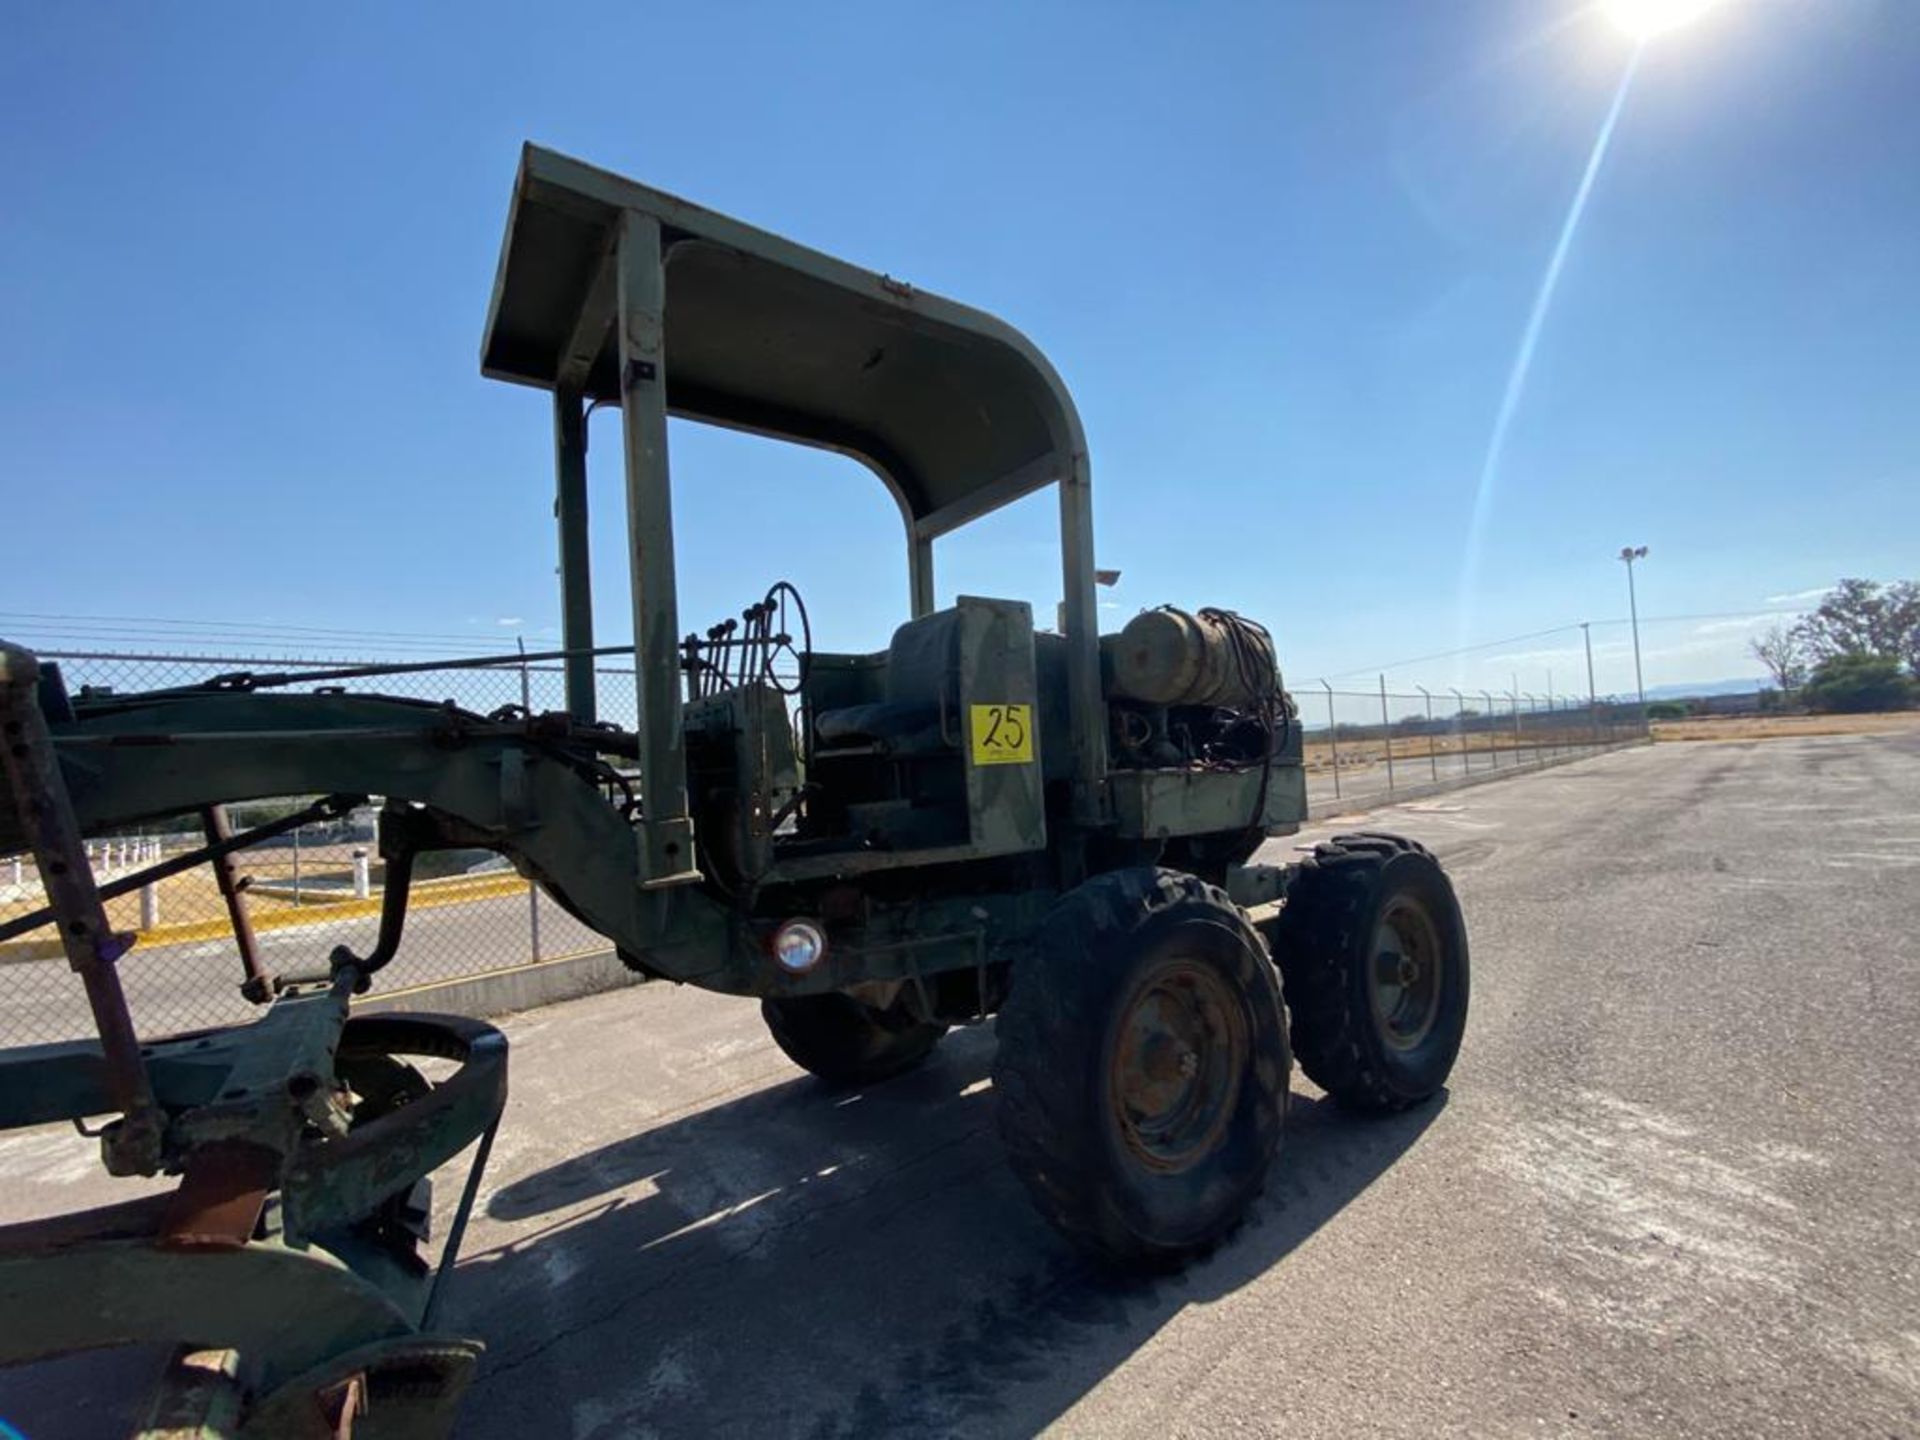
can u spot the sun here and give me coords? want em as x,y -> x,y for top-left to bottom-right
1600,0 -> 1725,38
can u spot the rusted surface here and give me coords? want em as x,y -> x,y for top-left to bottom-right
201,803 -> 268,1001
158,1139 -> 278,1252
0,639 -> 162,1175
137,1346 -> 244,1439
319,1372 -> 367,1439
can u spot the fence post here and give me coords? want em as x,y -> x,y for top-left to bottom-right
1379,674 -> 1395,795
139,881 -> 160,931
1322,680 -> 1340,801
1450,689 -> 1467,774
1483,692 -> 1496,768
292,825 -> 301,904
1418,686 -> 1438,781
520,640 -> 543,963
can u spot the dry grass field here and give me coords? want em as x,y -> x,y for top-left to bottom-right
1651,711 -> 1920,743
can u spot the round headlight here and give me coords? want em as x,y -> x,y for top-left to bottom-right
773,919 -> 828,974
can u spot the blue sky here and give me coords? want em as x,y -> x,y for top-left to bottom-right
2,1 -> 1914,703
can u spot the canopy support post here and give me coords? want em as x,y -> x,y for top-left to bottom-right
552,385 -> 596,723
616,212 -> 698,887
1058,455 -> 1109,824
909,534 -> 935,619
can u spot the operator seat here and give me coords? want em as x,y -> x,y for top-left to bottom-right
811,610 -> 963,757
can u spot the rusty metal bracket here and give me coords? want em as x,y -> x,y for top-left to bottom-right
201,804 -> 269,1003
0,640 -> 163,1175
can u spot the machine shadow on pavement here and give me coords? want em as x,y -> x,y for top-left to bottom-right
454,1026 -> 1446,1439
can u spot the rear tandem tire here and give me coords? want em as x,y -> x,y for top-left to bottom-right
1269,832 -> 1469,1114
993,868 -> 1290,1269
761,993 -> 948,1088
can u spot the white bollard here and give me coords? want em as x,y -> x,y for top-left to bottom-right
140,881 -> 160,931
9,857 -> 19,889
352,848 -> 371,901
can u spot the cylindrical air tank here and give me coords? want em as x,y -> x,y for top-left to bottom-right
1105,607 -> 1279,708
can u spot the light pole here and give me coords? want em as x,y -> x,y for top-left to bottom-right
1581,620 -> 1598,748
1619,545 -> 1648,714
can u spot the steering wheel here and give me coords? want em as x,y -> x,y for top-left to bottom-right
761,581 -> 811,695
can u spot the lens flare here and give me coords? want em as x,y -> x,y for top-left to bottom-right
1454,51 -> 1642,681
1601,0 -> 1723,38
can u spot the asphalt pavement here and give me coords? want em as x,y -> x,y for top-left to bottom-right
3,729 -> 1917,1437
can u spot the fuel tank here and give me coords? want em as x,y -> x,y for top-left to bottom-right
1105,607 -> 1279,709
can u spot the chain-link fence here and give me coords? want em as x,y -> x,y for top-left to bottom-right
2,648 -> 1647,1047
2,648 -> 633,1046
1302,680 -> 1648,814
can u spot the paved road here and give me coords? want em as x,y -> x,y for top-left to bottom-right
4,731 -> 1917,1436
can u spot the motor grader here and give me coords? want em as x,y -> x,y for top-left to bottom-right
0,145 -> 1468,1436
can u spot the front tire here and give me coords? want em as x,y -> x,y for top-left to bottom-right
1269,833 -> 1469,1113
762,993 -> 947,1087
994,868 -> 1290,1268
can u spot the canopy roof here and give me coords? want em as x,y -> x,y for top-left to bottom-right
480,145 -> 1087,538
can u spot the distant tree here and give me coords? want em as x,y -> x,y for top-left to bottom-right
1891,581 -> 1920,676
1748,622 -> 1807,692
1647,700 -> 1688,720
1801,653 -> 1915,714
1791,578 -> 1920,672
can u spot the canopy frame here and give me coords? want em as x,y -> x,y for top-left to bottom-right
481,145 -> 1110,883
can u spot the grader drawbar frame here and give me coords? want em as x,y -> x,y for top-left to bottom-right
0,645 -> 507,1438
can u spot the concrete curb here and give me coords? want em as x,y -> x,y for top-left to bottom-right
356,946 -> 644,1021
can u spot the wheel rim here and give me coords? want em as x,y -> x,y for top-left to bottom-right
1109,957 -> 1248,1173
1368,895 -> 1444,1051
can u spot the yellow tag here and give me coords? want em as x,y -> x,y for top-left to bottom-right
969,703 -> 1034,765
